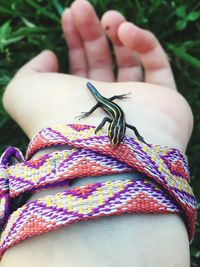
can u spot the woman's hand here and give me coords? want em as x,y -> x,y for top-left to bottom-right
2,0 -> 193,152
1,2 -> 193,267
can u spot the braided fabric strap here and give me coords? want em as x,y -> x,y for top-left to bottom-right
0,124 -> 197,259
0,147 -> 24,227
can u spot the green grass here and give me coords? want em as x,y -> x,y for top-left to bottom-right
0,0 -> 200,266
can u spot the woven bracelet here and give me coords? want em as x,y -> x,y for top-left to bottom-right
0,123 -> 197,259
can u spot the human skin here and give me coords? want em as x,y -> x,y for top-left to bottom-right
1,0 -> 193,267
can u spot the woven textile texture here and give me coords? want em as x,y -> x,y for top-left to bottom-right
0,124 -> 197,259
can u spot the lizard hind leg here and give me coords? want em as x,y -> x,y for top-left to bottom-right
75,102 -> 100,120
95,117 -> 112,134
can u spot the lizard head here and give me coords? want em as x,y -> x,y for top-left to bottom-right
108,123 -> 125,147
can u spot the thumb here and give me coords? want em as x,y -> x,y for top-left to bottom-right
16,50 -> 59,76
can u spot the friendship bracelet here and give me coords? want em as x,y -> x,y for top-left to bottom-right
0,124 -> 197,259
1,178 -> 180,259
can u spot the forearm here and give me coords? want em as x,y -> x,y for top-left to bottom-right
1,136 -> 190,267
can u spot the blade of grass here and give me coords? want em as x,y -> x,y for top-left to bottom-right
13,26 -> 56,37
168,44 -> 200,69
52,0 -> 64,16
24,0 -> 60,24
0,6 -> 19,16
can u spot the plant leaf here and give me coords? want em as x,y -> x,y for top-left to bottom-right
176,6 -> 186,18
187,11 -> 200,21
0,21 -> 11,40
0,21 -> 11,49
176,19 -> 187,30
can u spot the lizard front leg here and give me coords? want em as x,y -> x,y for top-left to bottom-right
109,93 -> 131,101
126,123 -> 147,144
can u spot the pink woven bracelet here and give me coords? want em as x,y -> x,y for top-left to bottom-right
0,124 -> 197,259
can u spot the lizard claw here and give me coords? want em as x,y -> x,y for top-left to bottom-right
138,136 -> 147,144
119,92 -> 131,99
75,112 -> 90,120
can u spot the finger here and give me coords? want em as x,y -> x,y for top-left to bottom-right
101,11 -> 143,82
16,50 -> 59,76
71,0 -> 114,82
61,8 -> 88,77
118,22 -> 177,90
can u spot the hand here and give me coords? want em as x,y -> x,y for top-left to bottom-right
1,1 -> 192,266
2,0 -> 193,152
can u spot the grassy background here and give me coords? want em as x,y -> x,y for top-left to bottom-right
0,0 -> 199,266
